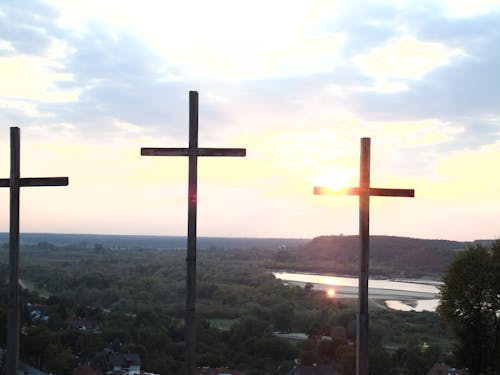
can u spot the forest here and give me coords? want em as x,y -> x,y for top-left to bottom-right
0,237 -> 458,374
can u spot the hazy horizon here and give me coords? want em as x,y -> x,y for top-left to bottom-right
0,231 -> 491,243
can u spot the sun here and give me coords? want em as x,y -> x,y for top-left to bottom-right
313,167 -> 356,192
326,289 -> 336,298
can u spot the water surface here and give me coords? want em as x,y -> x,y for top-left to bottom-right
273,272 -> 442,312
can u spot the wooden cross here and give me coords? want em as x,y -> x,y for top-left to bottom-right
314,138 -> 414,375
141,91 -> 246,375
1,127 -> 69,374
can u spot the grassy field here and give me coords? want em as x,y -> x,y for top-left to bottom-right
207,318 -> 238,331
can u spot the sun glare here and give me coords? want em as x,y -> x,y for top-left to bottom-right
314,167 -> 356,192
326,289 -> 336,298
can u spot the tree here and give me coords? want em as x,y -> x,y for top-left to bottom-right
271,303 -> 294,332
438,240 -> 500,374
22,325 -> 52,368
368,345 -> 392,375
44,343 -> 69,374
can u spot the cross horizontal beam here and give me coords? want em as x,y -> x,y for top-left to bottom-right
140,91 -> 246,375
0,177 -> 69,188
314,186 -> 415,197
5,127 -> 69,374
141,147 -> 246,157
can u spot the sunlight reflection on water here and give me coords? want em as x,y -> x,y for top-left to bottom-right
385,299 -> 440,312
274,272 -> 442,312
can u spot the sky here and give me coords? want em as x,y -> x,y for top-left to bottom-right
0,0 -> 499,241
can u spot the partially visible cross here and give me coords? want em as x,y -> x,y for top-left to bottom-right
314,138 -> 414,375
1,127 -> 69,374
141,91 -> 246,375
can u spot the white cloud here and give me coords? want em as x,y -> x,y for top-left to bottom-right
351,80 -> 409,93
178,32 -> 345,80
0,99 -> 40,117
113,119 -> 143,133
364,119 -> 464,147
0,37 -> 79,103
353,36 -> 465,81
0,55 -> 79,102
0,0 -> 497,240
52,0 -> 345,80
0,39 -> 15,53
443,0 -> 500,18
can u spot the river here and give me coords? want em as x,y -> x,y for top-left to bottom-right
273,272 -> 442,312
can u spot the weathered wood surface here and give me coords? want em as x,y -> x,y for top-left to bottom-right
314,137 -> 414,375
314,186 -> 414,197
358,137 -> 370,375
186,90 -> 198,375
7,127 -> 20,375
140,91 -> 246,375
4,127 -> 69,374
141,147 -> 246,157
0,177 -> 69,187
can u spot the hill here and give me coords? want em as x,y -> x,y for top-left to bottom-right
297,235 -> 476,277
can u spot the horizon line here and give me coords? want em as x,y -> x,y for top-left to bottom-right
0,231 -> 492,243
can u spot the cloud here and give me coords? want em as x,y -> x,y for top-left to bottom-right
1,3 -> 499,163
353,36 -> 465,82
0,55 -> 79,102
0,0 -> 499,240
0,0 -> 63,55
0,0 -> 81,131
0,1 -> 195,140
443,0 -> 500,18
49,0 -> 347,81
178,32 -> 346,80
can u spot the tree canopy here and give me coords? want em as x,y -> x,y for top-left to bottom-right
438,240 -> 500,374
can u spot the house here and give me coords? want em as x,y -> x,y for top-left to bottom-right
108,353 -> 141,375
27,303 -> 49,322
427,363 -> 470,375
67,316 -> 101,334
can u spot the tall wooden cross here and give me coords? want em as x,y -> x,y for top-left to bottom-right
1,127 -> 69,374
141,91 -> 246,375
314,138 -> 414,375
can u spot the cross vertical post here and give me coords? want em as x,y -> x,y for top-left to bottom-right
186,91 -> 198,373
141,91 -> 246,375
358,138 -> 370,375
7,127 -> 21,375
2,127 -> 69,374
314,137 -> 414,375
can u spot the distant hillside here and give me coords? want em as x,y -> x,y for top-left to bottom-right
299,235 -> 474,276
0,232 -> 309,250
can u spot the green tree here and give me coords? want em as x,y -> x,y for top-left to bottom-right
22,325 -> 52,368
438,240 -> 500,374
335,343 -> 356,375
271,303 -> 294,332
299,339 -> 320,366
44,343 -> 69,374
369,345 -> 392,375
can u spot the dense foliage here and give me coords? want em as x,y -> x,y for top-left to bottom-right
438,240 -> 500,374
0,239 -> 456,374
301,235 -> 471,277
